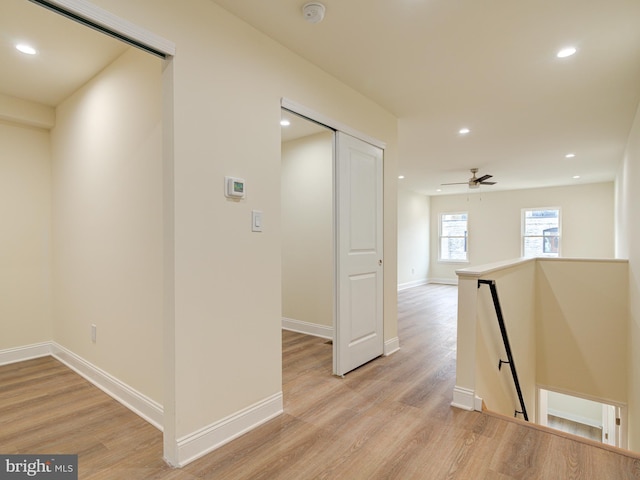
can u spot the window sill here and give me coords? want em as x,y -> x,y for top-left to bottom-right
438,259 -> 470,265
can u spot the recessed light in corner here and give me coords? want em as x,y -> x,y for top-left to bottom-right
557,47 -> 577,58
16,43 -> 37,55
280,119 -> 290,127
459,128 -> 470,135
565,153 -> 576,158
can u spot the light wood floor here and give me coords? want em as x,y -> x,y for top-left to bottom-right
2,284 -> 639,478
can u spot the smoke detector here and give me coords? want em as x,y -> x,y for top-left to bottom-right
302,3 -> 326,24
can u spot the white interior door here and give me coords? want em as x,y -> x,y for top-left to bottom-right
335,132 -> 384,376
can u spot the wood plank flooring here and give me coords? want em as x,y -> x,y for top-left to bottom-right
1,284 -> 639,478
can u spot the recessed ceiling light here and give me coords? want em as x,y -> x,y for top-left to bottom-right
557,47 -> 577,58
459,128 -> 470,135
572,175 -> 580,179
16,44 -> 37,55
280,119 -> 290,126
565,153 -> 576,158
436,189 -> 442,192
398,175 -> 405,179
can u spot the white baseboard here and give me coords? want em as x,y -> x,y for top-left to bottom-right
0,342 -> 164,431
175,392 -> 283,467
451,386 -> 480,411
397,279 -> 428,291
384,337 -> 400,356
428,278 -> 459,286
282,317 -> 333,339
0,342 -> 51,366
51,343 -> 163,431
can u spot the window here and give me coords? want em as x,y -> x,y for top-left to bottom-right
522,208 -> 560,258
439,212 -> 468,261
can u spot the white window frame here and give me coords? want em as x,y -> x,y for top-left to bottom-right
521,207 -> 561,258
438,211 -> 469,263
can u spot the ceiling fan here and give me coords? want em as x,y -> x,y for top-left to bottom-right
441,168 -> 497,189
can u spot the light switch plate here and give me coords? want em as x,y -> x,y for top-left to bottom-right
252,210 -> 263,232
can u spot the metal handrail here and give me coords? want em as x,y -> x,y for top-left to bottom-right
478,279 -> 529,421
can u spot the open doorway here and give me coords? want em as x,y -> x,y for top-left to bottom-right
1,0 -> 172,430
280,109 -> 335,362
538,388 -> 624,447
280,102 -> 385,378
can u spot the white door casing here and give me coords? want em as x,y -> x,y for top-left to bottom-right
335,132 -> 384,376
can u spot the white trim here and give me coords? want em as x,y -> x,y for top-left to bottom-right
51,343 -> 163,431
451,386 -> 477,411
282,317 -> 333,339
33,0 -> 175,56
281,98 -> 386,150
0,342 -> 52,366
397,279 -> 428,291
384,337 -> 400,356
174,393 -> 283,467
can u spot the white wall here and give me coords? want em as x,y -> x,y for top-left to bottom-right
89,0 -> 398,464
397,189 -> 429,289
281,132 -> 333,329
51,47 -> 164,403
0,119 -> 52,350
431,183 -> 615,282
547,390 -> 603,428
617,100 -> 640,450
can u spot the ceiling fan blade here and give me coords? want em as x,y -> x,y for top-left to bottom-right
474,174 -> 493,183
479,181 -> 496,185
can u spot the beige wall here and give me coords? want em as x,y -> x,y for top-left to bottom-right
51,48 -> 164,402
475,261 -> 537,421
617,100 -> 640,450
397,189 -> 429,289
431,183 -> 615,282
281,132 -> 333,327
460,257 -> 628,430
536,259 -> 628,404
89,0 -> 398,456
0,119 -> 52,350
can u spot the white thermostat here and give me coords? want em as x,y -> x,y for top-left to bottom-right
225,176 -> 246,198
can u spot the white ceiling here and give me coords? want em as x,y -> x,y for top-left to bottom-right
0,0 -> 127,107
4,0 -> 640,196
213,0 -> 640,195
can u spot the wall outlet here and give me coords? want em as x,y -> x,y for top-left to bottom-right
91,324 -> 97,343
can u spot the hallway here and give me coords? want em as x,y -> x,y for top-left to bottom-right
1,284 -> 639,478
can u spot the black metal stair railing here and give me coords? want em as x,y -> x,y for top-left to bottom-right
478,279 -> 529,421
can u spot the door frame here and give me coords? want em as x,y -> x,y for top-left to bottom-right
281,98 -> 386,376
